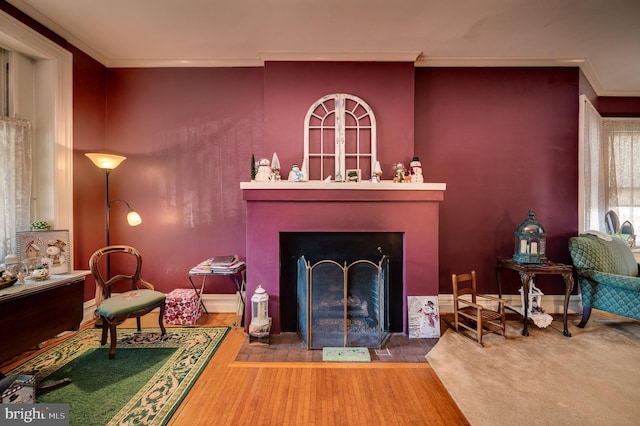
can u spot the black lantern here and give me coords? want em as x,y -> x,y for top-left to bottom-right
513,209 -> 547,264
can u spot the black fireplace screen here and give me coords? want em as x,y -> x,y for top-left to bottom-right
297,256 -> 389,349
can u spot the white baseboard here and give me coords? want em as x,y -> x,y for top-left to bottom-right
436,294 -> 582,315
83,292 -> 581,326
201,293 -> 242,313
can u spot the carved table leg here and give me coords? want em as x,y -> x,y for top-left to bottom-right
519,272 -> 534,336
562,273 -> 574,337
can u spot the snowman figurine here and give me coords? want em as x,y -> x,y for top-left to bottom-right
288,164 -> 304,182
254,158 -> 273,182
409,157 -> 424,183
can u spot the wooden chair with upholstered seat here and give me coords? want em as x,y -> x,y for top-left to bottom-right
89,245 -> 167,359
452,270 -> 506,347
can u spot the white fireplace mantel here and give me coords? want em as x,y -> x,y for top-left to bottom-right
240,181 -> 446,191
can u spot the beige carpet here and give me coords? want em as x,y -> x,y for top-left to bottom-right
426,314 -> 640,426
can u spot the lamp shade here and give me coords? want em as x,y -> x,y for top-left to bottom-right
126,210 -> 142,226
85,153 -> 127,170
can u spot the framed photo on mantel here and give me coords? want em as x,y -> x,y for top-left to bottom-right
16,229 -> 71,275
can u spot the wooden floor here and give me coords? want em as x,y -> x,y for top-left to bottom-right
1,313 -> 469,426
173,314 -> 468,426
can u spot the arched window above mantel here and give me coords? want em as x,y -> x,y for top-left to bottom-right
303,93 -> 377,181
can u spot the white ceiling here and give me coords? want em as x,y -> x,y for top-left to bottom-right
6,0 -> 640,96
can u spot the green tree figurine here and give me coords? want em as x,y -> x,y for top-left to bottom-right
251,153 -> 256,180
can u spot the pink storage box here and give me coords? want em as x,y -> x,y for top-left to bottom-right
164,289 -> 203,325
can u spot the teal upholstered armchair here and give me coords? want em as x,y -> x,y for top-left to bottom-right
568,233 -> 640,327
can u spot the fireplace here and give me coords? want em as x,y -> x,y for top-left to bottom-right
297,255 -> 390,348
241,181 -> 446,334
280,232 -> 403,335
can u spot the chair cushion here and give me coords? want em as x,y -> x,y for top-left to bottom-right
569,234 -> 638,277
97,289 -> 166,319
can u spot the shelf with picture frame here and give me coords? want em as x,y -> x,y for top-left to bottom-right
16,229 -> 71,275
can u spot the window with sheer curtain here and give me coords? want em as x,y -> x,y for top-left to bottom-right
605,119 -> 640,230
0,117 -> 32,258
580,95 -> 640,233
0,12 -> 74,266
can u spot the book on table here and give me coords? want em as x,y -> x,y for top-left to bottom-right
190,255 -> 244,274
207,255 -> 238,267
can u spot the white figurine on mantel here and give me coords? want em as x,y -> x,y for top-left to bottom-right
519,280 -> 553,328
410,157 -> 424,183
270,153 -> 281,181
255,158 -> 272,182
373,161 -> 383,182
288,164 -> 304,182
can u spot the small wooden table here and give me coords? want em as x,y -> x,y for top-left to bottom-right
188,263 -> 246,327
495,257 -> 574,337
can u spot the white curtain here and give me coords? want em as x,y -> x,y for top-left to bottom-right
0,116 -> 32,259
604,118 -> 640,230
581,97 -> 605,231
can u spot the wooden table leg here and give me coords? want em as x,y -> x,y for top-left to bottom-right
561,273 -> 574,337
519,272 -> 534,336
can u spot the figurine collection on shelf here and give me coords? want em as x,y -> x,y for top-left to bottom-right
250,153 -> 425,184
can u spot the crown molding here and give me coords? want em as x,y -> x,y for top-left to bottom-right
105,51 -> 423,69
414,56 -> 588,68
259,51 -> 422,63
106,57 -> 264,68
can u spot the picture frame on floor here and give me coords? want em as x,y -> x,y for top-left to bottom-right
408,296 -> 441,338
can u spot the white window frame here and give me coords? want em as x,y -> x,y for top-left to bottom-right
0,10 -> 74,268
579,94 -> 640,235
578,94 -> 603,232
303,93 -> 377,181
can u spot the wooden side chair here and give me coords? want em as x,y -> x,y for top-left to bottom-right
89,245 -> 166,359
452,270 -> 506,347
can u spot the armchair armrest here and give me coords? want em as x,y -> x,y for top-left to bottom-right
456,298 -> 483,310
580,270 -> 640,292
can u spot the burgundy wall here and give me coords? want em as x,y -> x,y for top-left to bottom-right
263,61 -> 416,176
415,67 -> 580,294
70,46 -> 109,300
597,97 -> 640,117
75,64 -> 582,298
97,67 -> 264,293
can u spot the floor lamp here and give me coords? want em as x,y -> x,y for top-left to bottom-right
85,153 -> 142,277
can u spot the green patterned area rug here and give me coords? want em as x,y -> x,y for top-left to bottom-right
7,327 -> 229,426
